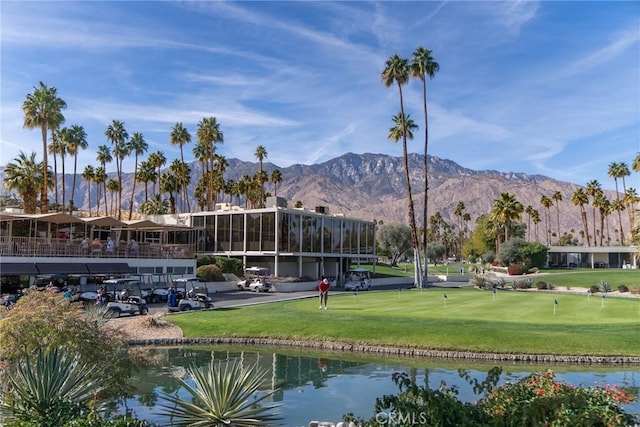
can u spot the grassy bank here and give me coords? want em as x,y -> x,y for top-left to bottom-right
169,288 -> 640,357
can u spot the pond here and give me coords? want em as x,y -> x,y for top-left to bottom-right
122,346 -> 640,426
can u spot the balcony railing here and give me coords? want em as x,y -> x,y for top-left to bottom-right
0,236 -> 194,259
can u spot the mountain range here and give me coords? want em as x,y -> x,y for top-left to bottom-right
1,153 -> 630,242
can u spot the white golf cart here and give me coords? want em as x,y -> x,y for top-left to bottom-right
237,267 -> 272,292
168,277 -> 213,312
343,267 -> 372,291
103,278 -> 149,318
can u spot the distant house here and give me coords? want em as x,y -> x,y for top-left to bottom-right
547,245 -> 637,269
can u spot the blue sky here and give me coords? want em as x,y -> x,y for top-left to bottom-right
1,1 -> 639,191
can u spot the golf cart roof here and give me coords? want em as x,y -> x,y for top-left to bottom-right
103,278 -> 141,284
172,277 -> 205,283
245,266 -> 269,273
348,267 -> 370,273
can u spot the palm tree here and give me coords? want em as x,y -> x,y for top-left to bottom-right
540,195 -> 553,245
81,165 -> 95,217
454,201 -> 465,258
624,188 -> 638,227
410,46 -> 439,282
170,122 -> 192,212
551,190 -> 563,241
633,153 -> 640,173
106,178 -> 120,216
491,192 -> 523,243
136,160 -> 156,205
571,187 -> 591,246
524,205 -> 534,241
104,120 -> 129,219
611,198 -> 626,244
127,132 -> 148,220
158,359 -> 281,426
3,151 -> 49,214
93,167 -> 106,216
148,151 -> 166,198
585,180 -> 602,246
531,209 -> 541,242
140,194 -> 169,215
196,117 -> 224,211
254,145 -> 268,207
593,192 -> 610,246
66,124 -> 88,214
160,172 -> 178,214
22,81 -> 67,213
382,54 -> 421,285
58,127 -> 71,213
48,129 -> 63,210
607,162 -> 626,245
270,169 -> 282,198
96,145 -> 112,217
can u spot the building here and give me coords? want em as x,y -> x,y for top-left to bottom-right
547,245 -> 638,269
185,197 -> 377,283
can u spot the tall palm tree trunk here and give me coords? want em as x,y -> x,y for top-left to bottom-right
41,126 -> 50,213
397,82 -> 420,283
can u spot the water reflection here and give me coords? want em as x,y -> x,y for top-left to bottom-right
124,346 -> 640,426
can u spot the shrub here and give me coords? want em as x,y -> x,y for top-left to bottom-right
507,264 -> 528,275
514,278 -> 532,289
630,286 -> 640,295
471,275 -> 490,289
590,285 -> 600,294
536,281 -> 548,290
617,284 -> 629,293
600,280 -> 612,293
479,370 -> 637,427
195,264 -> 225,281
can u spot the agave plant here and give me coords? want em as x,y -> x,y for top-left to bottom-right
159,358 -> 281,426
0,347 -> 107,426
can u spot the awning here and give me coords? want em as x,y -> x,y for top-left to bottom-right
85,262 -> 133,275
81,216 -> 127,228
0,262 -> 39,276
36,263 -> 89,275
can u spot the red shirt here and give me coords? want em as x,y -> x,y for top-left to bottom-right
318,280 -> 330,293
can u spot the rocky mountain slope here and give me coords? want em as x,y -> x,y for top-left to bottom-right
1,153 -> 630,241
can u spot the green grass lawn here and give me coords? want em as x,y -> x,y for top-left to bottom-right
169,288 -> 640,356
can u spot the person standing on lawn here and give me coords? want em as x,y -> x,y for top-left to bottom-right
318,277 -> 331,310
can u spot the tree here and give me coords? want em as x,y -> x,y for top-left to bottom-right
196,117 -> 224,211
411,46 -> 439,285
270,169 -> 282,198
96,145 -> 112,217
540,195 -> 553,245
66,124 -> 88,214
106,178 -> 120,215
170,122 -> 192,212
382,54 -> 421,285
148,150 -> 166,198
572,187 -> 591,246
137,160 -> 156,205
127,132 -> 148,219
607,162 -> 626,245
492,192 -> 523,244
105,120 -> 129,219
48,129 -> 63,210
160,172 -> 178,214
158,359 -> 281,426
497,237 -> 547,268
22,81 -> 67,213
377,223 -> 412,266
140,194 -> 169,215
3,151 -> 50,214
254,145 -> 268,207
81,165 -> 95,217
632,152 -> 640,173
93,167 -> 107,216
585,180 -> 602,246
551,190 -> 563,241
454,201 -> 465,257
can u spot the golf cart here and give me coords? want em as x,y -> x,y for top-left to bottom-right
102,278 -> 149,318
168,277 -> 213,312
343,268 -> 372,291
237,267 -> 272,292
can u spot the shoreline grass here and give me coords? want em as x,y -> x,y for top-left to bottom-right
169,288 -> 640,357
